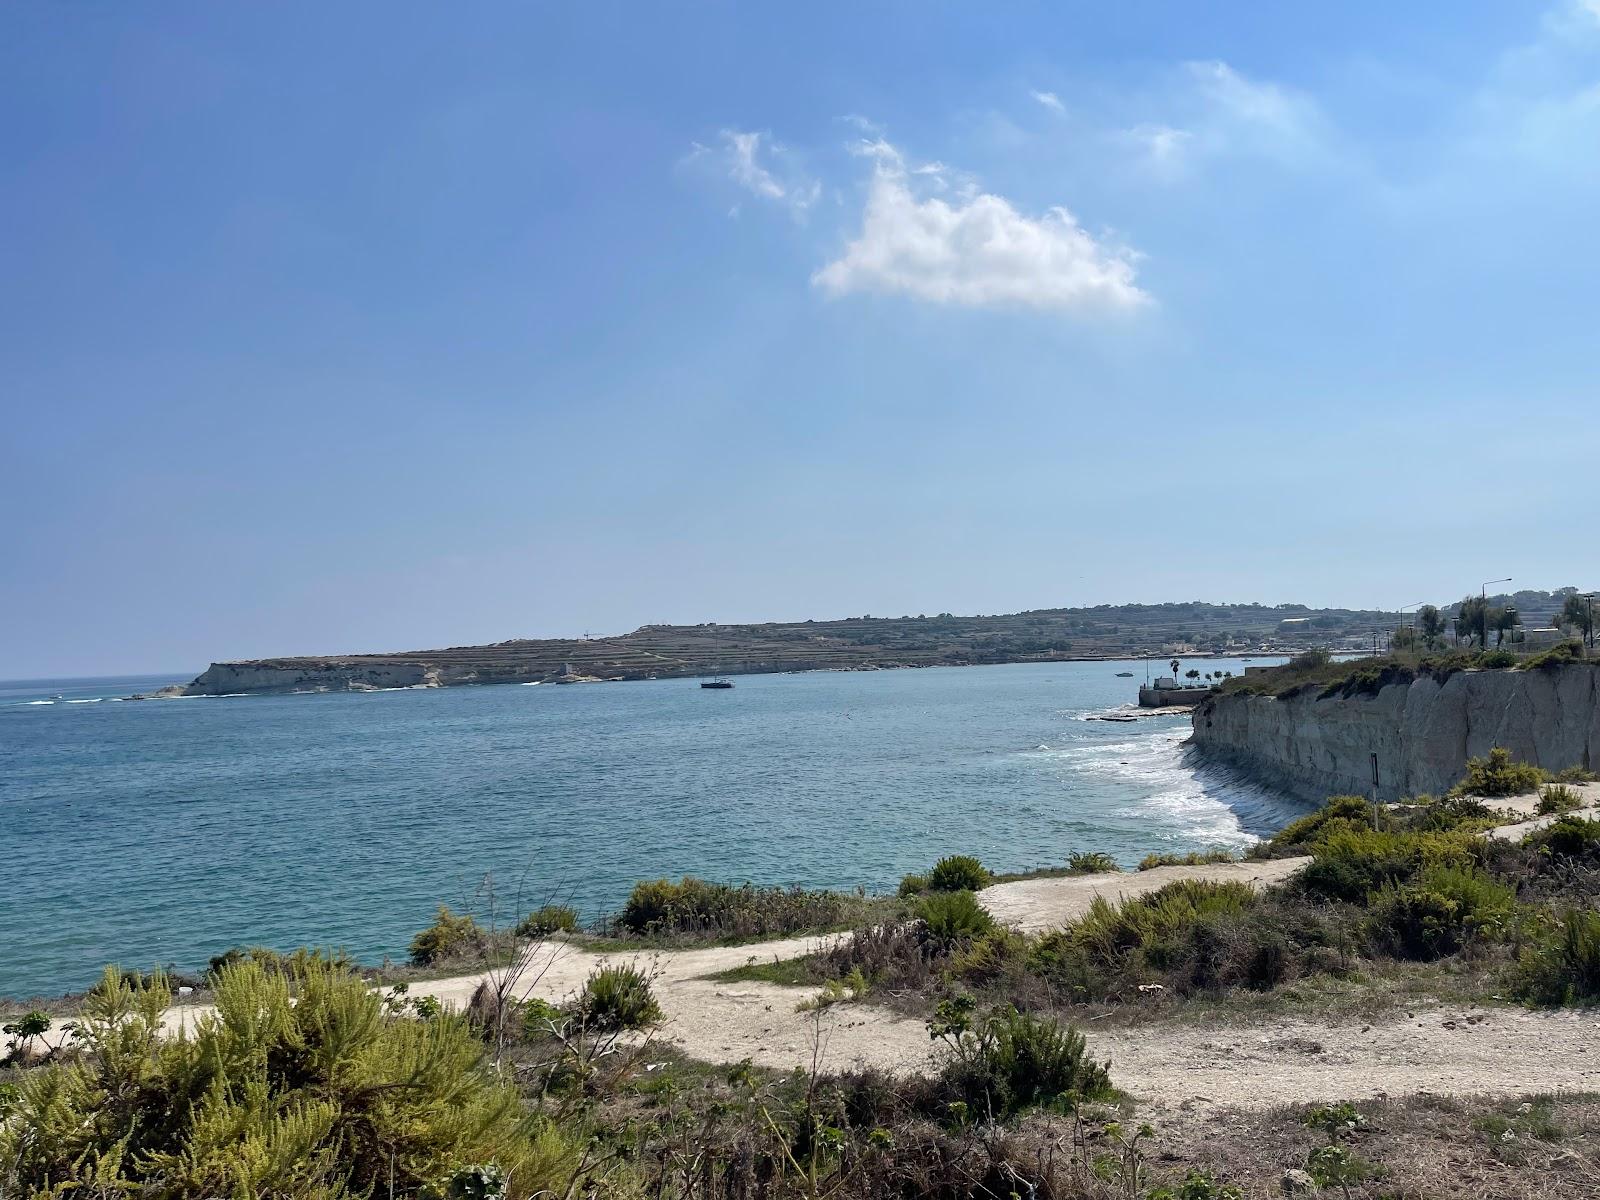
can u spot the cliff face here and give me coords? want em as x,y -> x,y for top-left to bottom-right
181,660 -> 449,695
1191,664 -> 1600,801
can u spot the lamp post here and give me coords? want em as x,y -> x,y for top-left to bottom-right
1584,592 -> 1597,653
1394,601 -> 1428,652
1481,577 -> 1511,650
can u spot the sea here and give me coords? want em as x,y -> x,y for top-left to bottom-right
0,657 -> 1306,1000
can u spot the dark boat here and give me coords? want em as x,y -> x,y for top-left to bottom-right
1115,671 -> 1134,677
700,624 -> 734,689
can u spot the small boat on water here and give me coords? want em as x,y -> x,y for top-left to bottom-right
700,623 -> 734,689
1114,671 -> 1134,677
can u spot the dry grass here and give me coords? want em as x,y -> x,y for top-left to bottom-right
1154,1093 -> 1600,1198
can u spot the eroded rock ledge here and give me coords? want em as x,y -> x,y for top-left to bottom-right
1190,663 -> 1599,801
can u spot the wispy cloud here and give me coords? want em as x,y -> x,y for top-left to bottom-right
1116,60 -> 1340,179
813,138 -> 1146,315
685,129 -> 820,218
1030,89 -> 1065,113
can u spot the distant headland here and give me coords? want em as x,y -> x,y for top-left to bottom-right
142,599 -> 1427,698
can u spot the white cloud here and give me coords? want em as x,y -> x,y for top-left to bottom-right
813,141 -> 1146,315
724,130 -> 785,199
689,129 -> 820,218
1117,61 -> 1338,180
1123,123 -> 1194,174
1030,89 -> 1065,113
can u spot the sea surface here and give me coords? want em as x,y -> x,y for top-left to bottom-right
1,658 -> 1303,999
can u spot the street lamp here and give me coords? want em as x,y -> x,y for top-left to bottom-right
1481,577 -> 1511,650
1583,592 -> 1597,652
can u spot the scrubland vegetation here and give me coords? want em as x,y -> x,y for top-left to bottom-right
7,753 -> 1600,1195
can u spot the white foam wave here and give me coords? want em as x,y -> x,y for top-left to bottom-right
25,700 -> 55,705
65,698 -> 103,704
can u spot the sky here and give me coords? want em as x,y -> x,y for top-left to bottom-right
3,2 -> 1598,677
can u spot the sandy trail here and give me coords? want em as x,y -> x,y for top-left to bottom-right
981,858 -> 1310,934
15,796 -> 1600,1108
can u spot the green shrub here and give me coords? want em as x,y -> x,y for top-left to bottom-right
515,904 -> 578,938
1270,795 -> 1376,851
1538,785 -> 1584,816
1478,648 -> 1518,669
1514,910 -> 1600,1005
614,876 -> 851,938
1137,849 -> 1236,871
948,928 -> 1027,983
1396,793 -> 1495,833
573,964 -> 662,1031
0,962 -> 582,1196
1148,1170 -> 1244,1200
409,905 -> 487,966
936,1006 -> 1113,1119
208,945 -> 354,979
1525,641 -> 1586,670
1366,865 -> 1515,960
918,890 -> 995,945
1530,814 -> 1600,859
1067,851 -> 1120,874
897,873 -> 928,897
1298,828 -> 1475,904
1555,765 -> 1598,784
1069,879 -> 1258,971
928,855 -> 991,892
1450,748 -> 1548,798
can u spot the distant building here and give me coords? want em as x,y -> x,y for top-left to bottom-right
1278,617 -> 1312,632
1515,628 -> 1567,648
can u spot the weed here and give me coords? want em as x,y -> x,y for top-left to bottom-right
1538,785 -> 1584,816
1450,748 -> 1548,798
515,904 -> 578,937
927,854 -> 991,892
918,890 -> 996,945
572,964 -> 662,1031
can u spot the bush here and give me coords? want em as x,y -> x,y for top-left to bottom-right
409,905 -> 488,966
1515,910 -> 1600,1005
1555,765 -> 1598,784
208,945 -> 355,979
928,855 -> 991,892
614,876 -> 851,938
1366,865 -> 1515,961
1137,849 -> 1236,871
1450,748 -> 1548,798
918,890 -> 995,945
1298,828 -> 1475,904
897,873 -> 928,897
1525,641 -> 1586,670
1530,815 -> 1600,859
1067,851 -> 1120,874
515,904 -> 578,938
1538,785 -> 1584,816
936,1006 -> 1113,1120
573,964 -> 662,1031
814,921 -> 938,992
1269,795 -> 1376,851
0,961 -> 582,1196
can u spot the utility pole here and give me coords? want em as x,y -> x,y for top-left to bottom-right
1481,577 -> 1511,650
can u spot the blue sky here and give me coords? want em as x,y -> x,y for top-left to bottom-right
3,2 -> 1597,676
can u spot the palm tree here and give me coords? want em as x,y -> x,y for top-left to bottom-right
1170,659 -> 1180,681
1560,594 -> 1596,648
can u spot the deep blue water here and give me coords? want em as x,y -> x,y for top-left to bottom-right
0,659 -> 1302,999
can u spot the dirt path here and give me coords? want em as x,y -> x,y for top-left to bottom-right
16,822 -> 1600,1108
980,858 -> 1310,933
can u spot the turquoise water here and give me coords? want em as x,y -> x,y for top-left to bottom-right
1,659 -> 1301,1000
